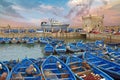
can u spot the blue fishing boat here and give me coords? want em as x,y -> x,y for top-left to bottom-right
23,37 -> 30,43
84,52 -> 120,79
106,46 -> 116,53
103,46 -> 120,59
3,60 -> 19,71
28,29 -> 35,33
51,38 -> 64,44
49,40 -> 57,47
107,42 -> 120,46
41,55 -> 76,80
95,40 -> 104,47
67,42 -> 79,53
58,55 -> 68,63
0,62 -> 9,80
19,37 -> 27,43
66,56 -> 113,80
29,58 -> 37,63
97,51 -> 120,64
44,43 -> 54,55
116,47 -> 120,52
76,41 -> 86,52
55,43 -> 66,55
7,58 -> 42,80
0,37 -> 4,43
33,37 -> 39,43
3,38 -> 11,44
26,38 -> 35,44
46,37 -> 53,41
11,38 -> 19,44
35,57 -> 47,67
39,37 -> 49,44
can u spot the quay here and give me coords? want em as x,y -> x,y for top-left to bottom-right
0,30 -> 86,39
87,33 -> 120,43
0,30 -> 120,43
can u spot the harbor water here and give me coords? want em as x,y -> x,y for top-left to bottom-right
0,43 -> 44,61
0,38 -> 88,61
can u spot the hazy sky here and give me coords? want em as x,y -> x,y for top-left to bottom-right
0,0 -> 120,27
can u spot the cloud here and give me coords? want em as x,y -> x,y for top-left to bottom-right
29,19 -> 42,24
101,0 -> 110,5
66,0 -> 112,26
88,0 -> 120,26
37,4 -> 64,17
109,3 -> 120,12
12,5 -> 25,11
10,0 -> 64,17
0,0 -> 24,18
66,0 -> 94,19
14,0 -> 42,9
67,0 -> 84,8
67,0 -> 110,18
28,18 -> 49,25
0,18 -> 34,27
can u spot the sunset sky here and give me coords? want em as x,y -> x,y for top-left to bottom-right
0,0 -> 120,27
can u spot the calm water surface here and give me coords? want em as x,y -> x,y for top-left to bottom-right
0,38 -> 91,61
0,43 -> 45,61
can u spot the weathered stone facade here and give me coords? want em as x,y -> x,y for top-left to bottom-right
82,15 -> 104,32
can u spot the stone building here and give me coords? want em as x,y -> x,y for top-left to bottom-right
82,15 -> 104,32
105,25 -> 120,32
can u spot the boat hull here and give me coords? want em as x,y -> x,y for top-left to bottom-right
7,58 -> 42,80
66,56 -> 113,80
41,55 -> 76,80
84,52 -> 120,80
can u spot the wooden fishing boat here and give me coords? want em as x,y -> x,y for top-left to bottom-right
23,37 -> 30,43
107,42 -> 120,46
39,37 -> 49,44
58,55 -> 68,63
44,43 -> 54,55
67,42 -> 79,53
84,52 -> 120,79
49,40 -> 57,47
55,43 -> 66,55
0,37 -> 4,43
85,42 -> 102,52
76,41 -> 86,52
3,60 -> 19,71
95,40 -> 104,47
3,38 -> 11,44
19,37 -> 27,43
7,58 -> 42,80
66,56 -> 113,80
26,38 -> 35,44
97,52 -> 120,64
41,55 -> 76,80
0,62 -> 9,80
11,38 -> 19,44
33,37 -> 39,43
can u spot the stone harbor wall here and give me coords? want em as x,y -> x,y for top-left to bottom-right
0,32 -> 85,39
87,33 -> 120,43
0,32 -> 119,43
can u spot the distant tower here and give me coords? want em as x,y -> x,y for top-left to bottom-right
82,15 -> 104,32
